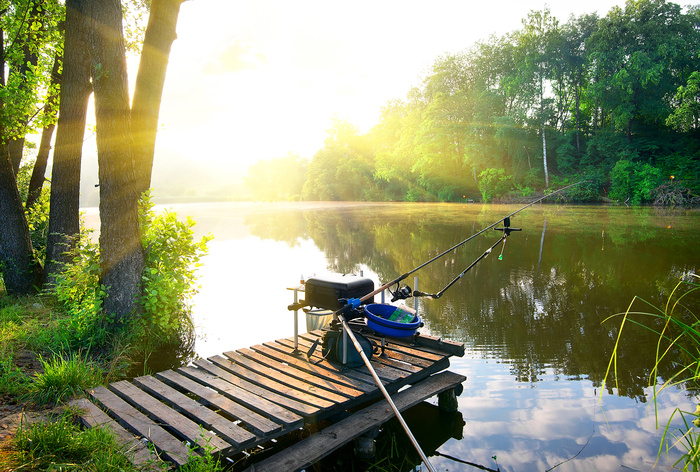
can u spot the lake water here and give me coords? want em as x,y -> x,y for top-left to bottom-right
94,202 -> 700,471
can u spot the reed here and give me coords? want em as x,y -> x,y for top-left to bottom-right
603,272 -> 700,469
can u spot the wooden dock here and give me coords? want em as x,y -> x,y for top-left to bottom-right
72,326 -> 466,471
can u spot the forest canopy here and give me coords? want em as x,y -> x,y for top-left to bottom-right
247,0 -> 700,205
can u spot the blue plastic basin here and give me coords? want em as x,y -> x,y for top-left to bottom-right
364,303 -> 422,337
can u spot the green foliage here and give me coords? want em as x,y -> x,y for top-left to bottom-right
50,194 -> 211,352
180,430 -> 227,472
25,352 -> 104,406
609,160 -> 663,204
478,168 -> 512,202
0,0 -> 65,137
0,351 -> 31,397
270,1 -> 700,205
11,414 -> 138,471
13,161 -> 51,263
667,72 -> 700,132
51,231 -> 109,349
137,196 -> 212,345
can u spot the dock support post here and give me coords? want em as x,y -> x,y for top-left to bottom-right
438,384 -> 462,412
354,428 -> 379,460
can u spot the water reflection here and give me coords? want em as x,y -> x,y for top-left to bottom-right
179,202 -> 699,471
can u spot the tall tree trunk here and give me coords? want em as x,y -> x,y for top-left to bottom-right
44,0 -> 92,286
540,75 -> 549,188
88,0 -> 143,321
132,0 -> 184,196
25,123 -> 55,210
575,78 -> 581,154
26,54 -> 62,211
0,16 -> 43,294
0,151 -> 43,294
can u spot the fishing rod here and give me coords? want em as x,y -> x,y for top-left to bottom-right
323,181 -> 586,471
334,310 -> 438,472
348,180 -> 586,305
414,217 -> 521,299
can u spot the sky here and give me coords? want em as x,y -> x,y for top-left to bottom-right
124,0 -> 628,196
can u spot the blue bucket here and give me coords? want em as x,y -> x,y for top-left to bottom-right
364,304 -> 422,337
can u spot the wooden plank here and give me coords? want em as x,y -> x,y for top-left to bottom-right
243,371 -> 467,472
89,386 -> 192,468
234,348 -> 364,399
109,380 -> 233,455
222,350 -> 354,402
155,369 -> 282,437
198,358 -> 330,416
70,398 -> 160,468
369,341 -> 440,368
274,337 -> 379,386
359,330 -> 465,358
298,332 -> 409,382
295,332 -> 451,397
132,375 -> 256,448
254,342 -> 375,393
381,340 -> 446,362
179,364 -> 304,427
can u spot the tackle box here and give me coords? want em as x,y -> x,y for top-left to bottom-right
304,273 -> 374,310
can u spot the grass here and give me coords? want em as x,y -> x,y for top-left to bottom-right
9,413 -> 151,471
24,352 -> 104,406
603,272 -> 700,470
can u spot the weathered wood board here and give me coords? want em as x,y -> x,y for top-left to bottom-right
73,328 -> 465,470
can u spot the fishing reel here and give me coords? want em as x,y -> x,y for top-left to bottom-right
389,283 -> 412,302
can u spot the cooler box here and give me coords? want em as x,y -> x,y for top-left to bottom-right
304,273 -> 374,310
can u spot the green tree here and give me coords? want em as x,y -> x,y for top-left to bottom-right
0,0 -> 62,294
245,154 -> 308,201
666,71 -> 700,132
515,8 -> 561,187
370,95 -> 424,201
44,0 -> 91,286
303,119 -> 377,201
414,55 -> 474,201
87,0 -> 185,320
588,0 -> 700,141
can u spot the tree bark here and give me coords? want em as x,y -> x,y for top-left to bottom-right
0,13 -> 43,294
540,75 -> 549,188
88,0 -> 143,320
44,0 -> 92,286
26,54 -> 62,211
132,0 -> 184,196
0,151 -> 43,294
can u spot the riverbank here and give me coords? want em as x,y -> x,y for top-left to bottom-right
0,294 -> 114,466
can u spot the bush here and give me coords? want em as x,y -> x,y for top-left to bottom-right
478,168 -> 512,202
50,193 -> 211,354
609,160 -> 663,204
137,195 -> 212,345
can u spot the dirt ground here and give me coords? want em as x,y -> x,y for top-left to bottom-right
0,350 -> 57,452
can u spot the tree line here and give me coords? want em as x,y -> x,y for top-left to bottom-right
0,0 -> 184,318
247,0 -> 700,205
